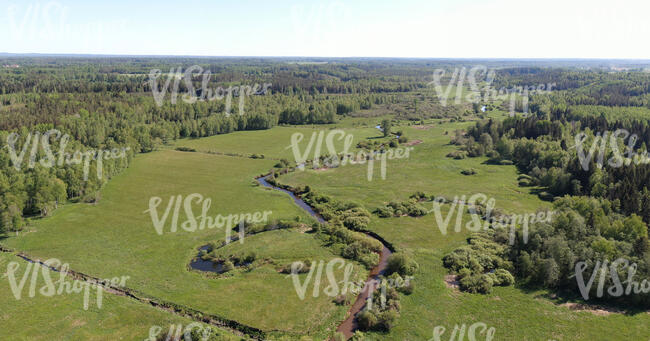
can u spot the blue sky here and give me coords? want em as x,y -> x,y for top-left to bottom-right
1,0 -> 648,58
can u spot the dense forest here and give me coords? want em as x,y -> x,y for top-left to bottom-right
447,73 -> 650,307
0,57 -> 489,233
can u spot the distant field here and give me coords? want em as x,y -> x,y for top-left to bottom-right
171,119 -> 385,160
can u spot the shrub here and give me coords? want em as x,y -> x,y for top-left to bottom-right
518,179 -> 532,187
399,279 -> 414,295
344,216 -> 370,230
459,274 -> 493,294
356,310 -> 377,331
175,146 -> 196,152
342,242 -> 366,260
409,191 -> 427,200
222,260 -> 235,272
350,331 -> 366,341
407,204 -> 428,217
446,150 -> 467,159
375,206 -> 394,218
386,253 -> 419,276
461,168 -> 477,176
359,252 -> 380,268
376,309 -> 399,331
457,268 -> 472,279
494,269 -> 515,286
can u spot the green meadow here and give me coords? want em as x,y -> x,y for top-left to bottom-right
0,253 -> 240,340
171,120 -> 384,160
0,149 -> 363,339
2,120 -> 649,340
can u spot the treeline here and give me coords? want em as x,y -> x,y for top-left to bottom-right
445,196 -> 649,307
457,115 -> 650,225
493,68 -> 650,108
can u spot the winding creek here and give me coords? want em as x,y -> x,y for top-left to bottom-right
255,176 -> 394,339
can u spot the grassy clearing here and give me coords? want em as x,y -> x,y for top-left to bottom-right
171,123 -> 382,160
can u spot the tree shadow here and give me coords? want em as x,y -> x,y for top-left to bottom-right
516,283 -> 648,316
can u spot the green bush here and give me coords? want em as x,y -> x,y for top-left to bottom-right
459,274 -> 493,294
457,268 -> 472,279
222,260 -> 235,272
409,191 -> 427,200
386,253 -> 419,276
376,309 -> 399,331
356,310 -> 378,331
343,216 -> 370,230
375,206 -> 394,218
461,168 -> 477,176
446,150 -> 467,159
407,203 -> 428,217
494,269 -> 515,286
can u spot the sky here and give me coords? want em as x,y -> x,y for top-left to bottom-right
0,0 -> 649,59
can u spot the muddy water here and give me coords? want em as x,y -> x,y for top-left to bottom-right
256,176 -> 393,339
335,244 -> 392,339
189,245 -> 228,273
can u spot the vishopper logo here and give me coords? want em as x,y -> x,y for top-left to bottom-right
429,193 -> 554,245
428,65 -> 554,116
6,1 -> 126,46
144,323 -> 212,341
144,193 -> 272,243
287,129 -> 414,181
574,258 -> 650,300
288,258 -> 413,311
147,65 -> 271,113
429,322 -> 496,341
3,258 -> 129,310
574,128 -> 650,171
4,129 -> 129,181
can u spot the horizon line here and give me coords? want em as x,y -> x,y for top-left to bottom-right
1,52 -> 650,62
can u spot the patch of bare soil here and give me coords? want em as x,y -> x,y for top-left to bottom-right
444,275 -> 460,290
404,139 -> 423,146
297,224 -> 313,233
71,320 -> 86,327
413,125 -> 435,130
560,302 -> 624,316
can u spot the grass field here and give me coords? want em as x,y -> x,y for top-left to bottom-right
2,119 -> 649,340
0,253 -> 241,340
0,149 -> 363,339
171,120 -> 385,160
